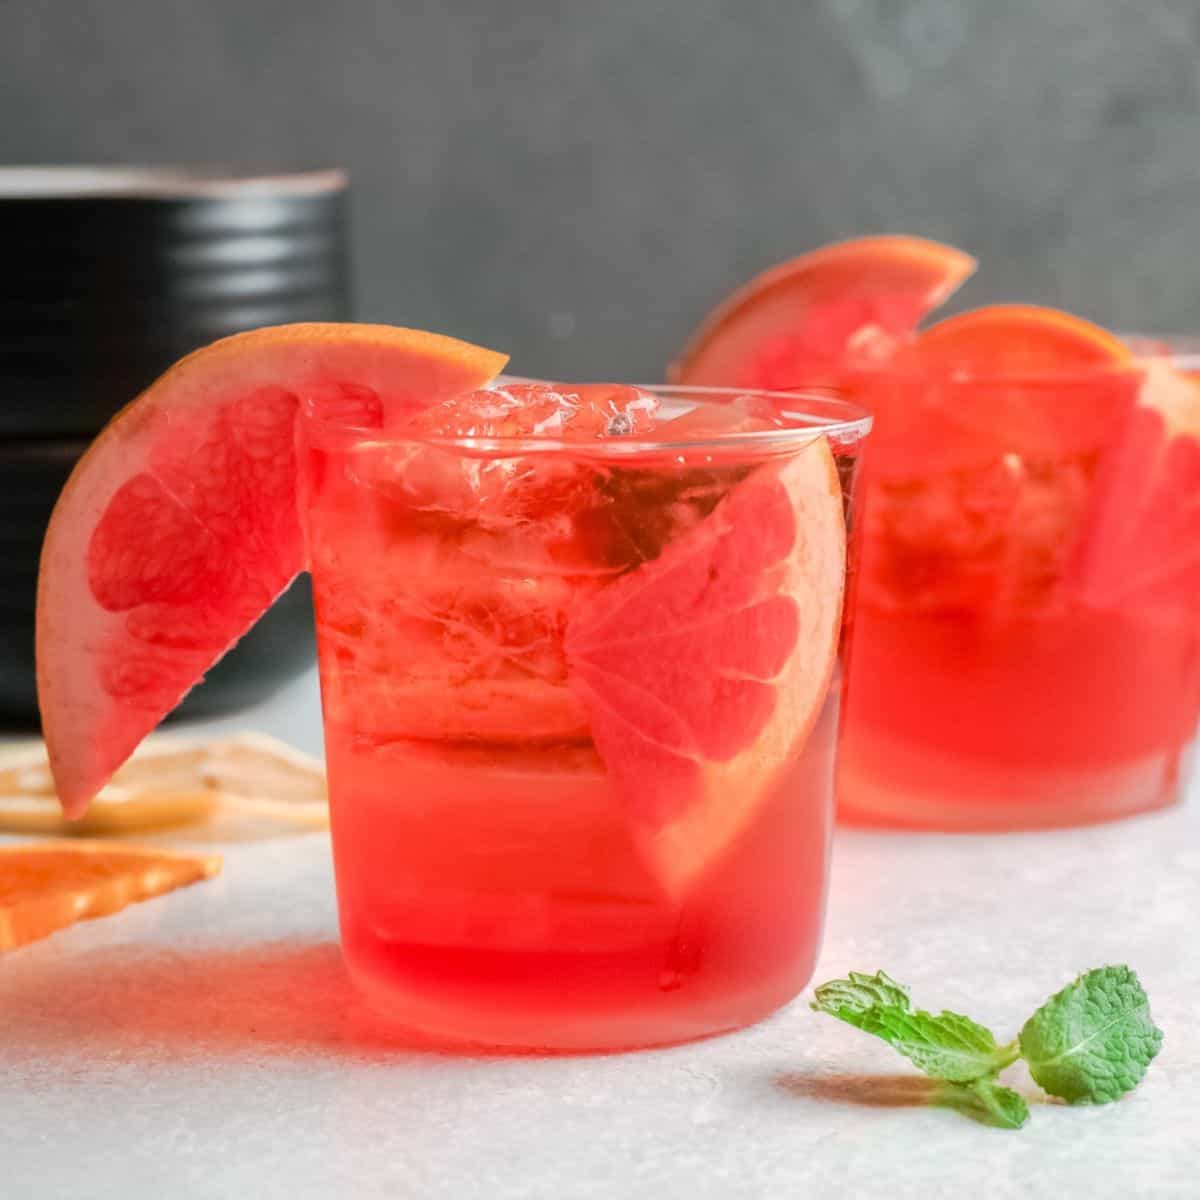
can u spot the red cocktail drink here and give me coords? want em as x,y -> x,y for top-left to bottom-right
840,340 -> 1200,827
302,382 -> 868,1048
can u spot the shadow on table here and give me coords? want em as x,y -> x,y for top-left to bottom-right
774,1071 -> 1019,1126
4,940 -> 499,1061
775,1071 -> 941,1108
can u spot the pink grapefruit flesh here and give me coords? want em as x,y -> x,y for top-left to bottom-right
38,324 -> 507,817
1068,362 -> 1200,609
565,436 -> 846,892
670,235 -> 976,389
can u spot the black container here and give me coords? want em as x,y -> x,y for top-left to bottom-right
0,167 -> 350,723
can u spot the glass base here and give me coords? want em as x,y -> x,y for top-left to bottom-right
325,698 -> 841,1053
339,930 -> 817,1053
838,729 -> 1190,831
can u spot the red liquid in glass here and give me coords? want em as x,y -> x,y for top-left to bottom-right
840,366 -> 1200,828
302,392 -> 860,1048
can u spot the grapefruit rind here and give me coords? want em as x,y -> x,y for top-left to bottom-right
913,304 -> 1134,374
38,324 -> 507,817
565,436 -> 846,894
670,235 -> 976,387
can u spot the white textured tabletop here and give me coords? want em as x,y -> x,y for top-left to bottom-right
4,666 -> 1198,1198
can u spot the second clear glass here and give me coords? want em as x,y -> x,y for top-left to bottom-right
839,344 -> 1200,829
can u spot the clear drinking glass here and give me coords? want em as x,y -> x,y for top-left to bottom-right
300,382 -> 869,1050
839,341 -> 1200,829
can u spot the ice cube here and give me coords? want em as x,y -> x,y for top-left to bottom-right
408,382 -> 659,441
353,388 -> 764,583
560,384 -> 659,438
861,455 -> 1094,614
408,384 -> 578,439
347,385 -> 659,572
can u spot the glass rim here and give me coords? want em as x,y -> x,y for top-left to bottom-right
1119,333 -> 1200,374
305,381 -> 873,458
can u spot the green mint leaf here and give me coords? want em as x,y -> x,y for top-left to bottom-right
854,1010 -> 1015,1083
812,971 -> 1018,1083
962,1079 -> 1031,1130
1019,965 -> 1163,1104
811,969 -> 912,1015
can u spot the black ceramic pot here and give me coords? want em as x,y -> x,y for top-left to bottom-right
0,167 -> 351,724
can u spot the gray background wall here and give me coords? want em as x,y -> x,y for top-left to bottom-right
3,0 -> 1197,379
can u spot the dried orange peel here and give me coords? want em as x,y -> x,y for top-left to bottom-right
0,840 -> 221,951
0,731 -> 328,835
201,733 -> 329,827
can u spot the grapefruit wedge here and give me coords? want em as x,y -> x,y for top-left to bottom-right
38,324 -> 507,816
1068,361 -> 1200,610
670,235 -> 975,388
913,304 -> 1132,375
565,435 -> 846,893
869,305 -> 1138,476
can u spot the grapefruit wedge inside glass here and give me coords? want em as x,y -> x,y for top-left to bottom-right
565,435 -> 846,893
1067,359 -> 1200,610
37,324 -> 508,816
670,234 -> 976,388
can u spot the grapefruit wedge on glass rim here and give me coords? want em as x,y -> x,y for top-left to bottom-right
908,303 -> 1136,454
864,303 -> 1140,478
37,324 -> 508,817
670,234 -> 976,388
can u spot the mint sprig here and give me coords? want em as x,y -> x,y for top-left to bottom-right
812,971 -> 1019,1082
811,966 -> 1161,1131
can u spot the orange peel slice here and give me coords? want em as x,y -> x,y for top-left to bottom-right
0,840 -> 221,951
